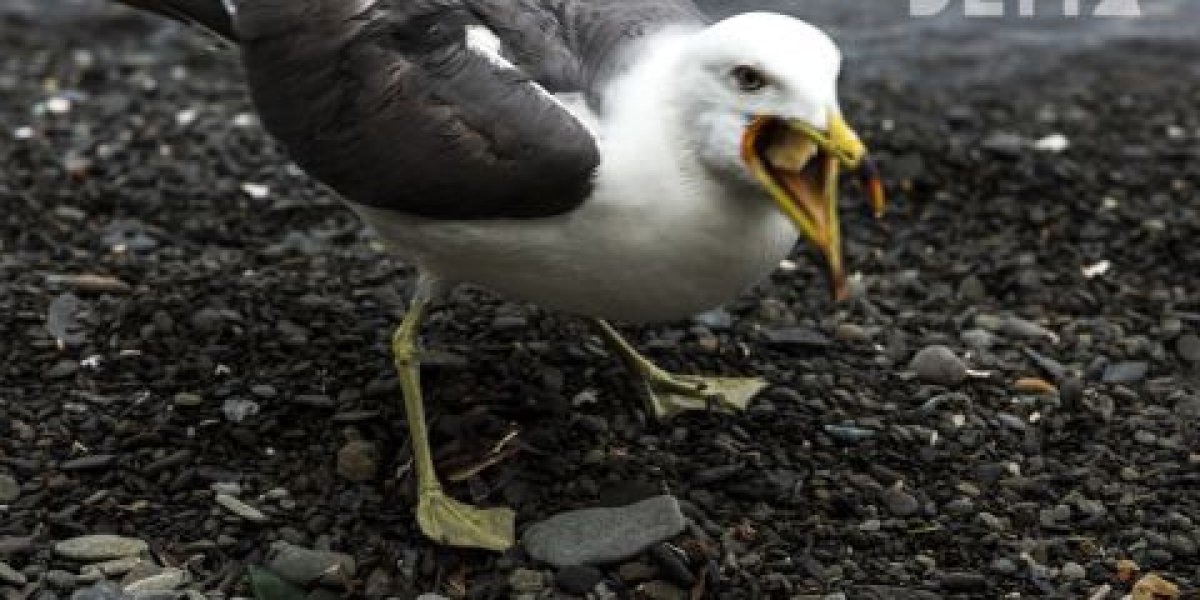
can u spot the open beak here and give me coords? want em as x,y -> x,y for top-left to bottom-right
741,110 -> 886,301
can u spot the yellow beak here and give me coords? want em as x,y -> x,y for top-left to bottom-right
741,110 -> 886,301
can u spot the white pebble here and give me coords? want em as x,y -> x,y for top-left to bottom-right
1033,133 -> 1070,153
1081,260 -> 1111,279
241,183 -> 270,199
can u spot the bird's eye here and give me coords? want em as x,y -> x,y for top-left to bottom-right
731,65 -> 768,92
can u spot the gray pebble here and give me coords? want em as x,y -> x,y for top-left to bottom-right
1177,334 -> 1200,363
834,323 -> 869,342
0,474 -> 19,503
173,392 -> 204,407
960,329 -> 996,350
45,569 -> 78,589
1060,562 -> 1086,580
881,485 -> 920,517
1103,361 -> 1148,384
554,565 -> 603,594
55,535 -> 148,561
989,557 -> 1017,575
637,580 -> 687,600
909,345 -> 968,386
508,568 -> 545,593
214,493 -> 268,522
0,561 -> 27,585
266,542 -> 356,587
982,132 -> 1026,156
1168,533 -> 1197,557
60,455 -> 117,471
522,495 -> 686,567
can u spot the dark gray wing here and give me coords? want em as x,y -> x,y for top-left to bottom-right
465,0 -> 707,105
233,0 -> 607,220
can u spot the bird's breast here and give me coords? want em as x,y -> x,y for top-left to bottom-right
350,189 -> 798,323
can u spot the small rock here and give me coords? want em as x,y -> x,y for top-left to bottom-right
522,495 -> 687,567
881,485 -> 920,517
762,327 -> 831,348
0,561 -> 27,585
221,397 -> 260,422
1132,573 -> 1179,600
84,557 -> 144,577
215,493 -> 268,522
961,329 -> 996,350
555,565 -> 603,594
173,392 -> 204,407
982,132 -> 1026,156
336,440 -> 378,482
508,568 -> 545,593
939,571 -> 987,592
910,345 -> 968,386
989,558 -> 1017,576
1176,334 -> 1200,363
1103,361 -> 1148,384
55,535 -> 148,561
648,543 -> 694,587
1061,562 -> 1086,580
617,562 -> 657,583
70,581 -> 126,600
834,323 -> 869,342
0,474 -> 19,503
60,455 -> 117,471
45,569 -> 78,589
124,567 -> 189,592
266,542 -> 356,588
1013,377 -> 1056,395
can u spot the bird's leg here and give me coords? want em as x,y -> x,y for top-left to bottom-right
392,295 -> 515,551
590,319 -> 768,421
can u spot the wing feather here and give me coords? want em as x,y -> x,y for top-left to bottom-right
235,0 -> 601,220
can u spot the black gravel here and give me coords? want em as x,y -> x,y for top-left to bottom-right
2,4 -> 1200,600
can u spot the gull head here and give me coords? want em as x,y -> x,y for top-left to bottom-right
674,12 -> 885,300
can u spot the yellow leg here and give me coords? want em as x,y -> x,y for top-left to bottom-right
591,319 -> 768,421
392,298 -> 514,551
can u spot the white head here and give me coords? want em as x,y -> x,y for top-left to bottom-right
671,12 -> 885,299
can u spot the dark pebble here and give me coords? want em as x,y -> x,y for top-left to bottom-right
1102,361 -> 1148,383
939,571 -> 988,592
60,455 -> 117,471
910,345 -> 968,386
554,565 -> 603,594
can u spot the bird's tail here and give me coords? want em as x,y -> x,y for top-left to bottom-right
114,0 -> 238,42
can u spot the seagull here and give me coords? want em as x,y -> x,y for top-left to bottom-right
111,0 -> 885,551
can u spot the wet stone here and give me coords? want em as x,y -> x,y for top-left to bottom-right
522,495 -> 686,567
266,542 -> 356,588
0,474 -> 19,503
1103,361 -> 1148,384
